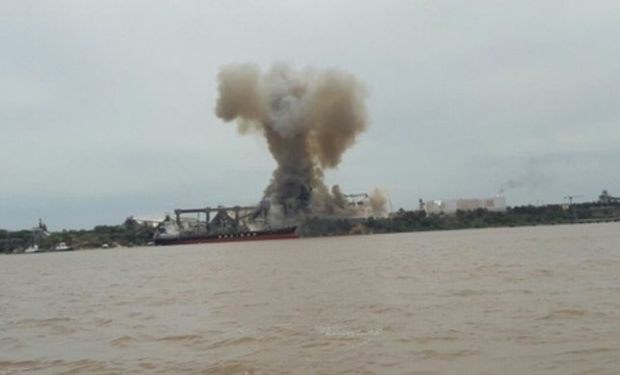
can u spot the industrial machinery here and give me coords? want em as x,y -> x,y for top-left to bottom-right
154,201 -> 298,246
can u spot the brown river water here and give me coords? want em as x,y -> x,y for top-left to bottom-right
1,223 -> 619,374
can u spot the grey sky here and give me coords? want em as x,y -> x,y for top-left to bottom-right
1,1 -> 619,230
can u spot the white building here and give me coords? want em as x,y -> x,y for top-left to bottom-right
424,196 -> 507,215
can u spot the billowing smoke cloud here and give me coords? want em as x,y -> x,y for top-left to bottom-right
369,188 -> 388,216
331,184 -> 347,210
215,63 -> 368,215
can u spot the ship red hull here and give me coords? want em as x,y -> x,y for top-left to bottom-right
154,227 -> 299,246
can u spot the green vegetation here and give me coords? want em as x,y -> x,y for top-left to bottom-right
0,221 -> 155,254
0,230 -> 33,253
300,201 -> 620,237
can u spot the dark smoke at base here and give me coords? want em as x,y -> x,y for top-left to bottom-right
215,63 -> 378,217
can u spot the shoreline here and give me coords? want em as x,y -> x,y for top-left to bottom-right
3,217 -> 620,255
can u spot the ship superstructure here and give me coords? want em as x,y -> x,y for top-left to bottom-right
154,201 -> 298,245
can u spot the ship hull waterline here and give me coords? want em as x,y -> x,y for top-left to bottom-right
154,228 -> 299,246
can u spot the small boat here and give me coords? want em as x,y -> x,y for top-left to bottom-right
24,245 -> 41,254
54,242 -> 74,251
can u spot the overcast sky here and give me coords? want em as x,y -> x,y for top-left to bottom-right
1,0 -> 619,230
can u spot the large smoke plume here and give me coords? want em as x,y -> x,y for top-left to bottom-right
215,63 -> 369,216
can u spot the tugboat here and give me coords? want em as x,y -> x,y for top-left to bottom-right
24,219 -> 49,254
54,242 -> 74,251
154,202 -> 299,246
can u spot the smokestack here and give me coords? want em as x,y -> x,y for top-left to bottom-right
215,63 -> 369,216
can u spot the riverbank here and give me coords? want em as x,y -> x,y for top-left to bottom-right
300,202 -> 620,236
2,202 -> 619,254
0,223 -> 155,254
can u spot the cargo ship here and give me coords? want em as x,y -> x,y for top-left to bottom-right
153,202 -> 299,246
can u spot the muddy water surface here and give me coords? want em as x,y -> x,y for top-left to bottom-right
1,223 -> 619,374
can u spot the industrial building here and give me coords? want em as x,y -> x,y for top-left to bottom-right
424,196 -> 507,215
